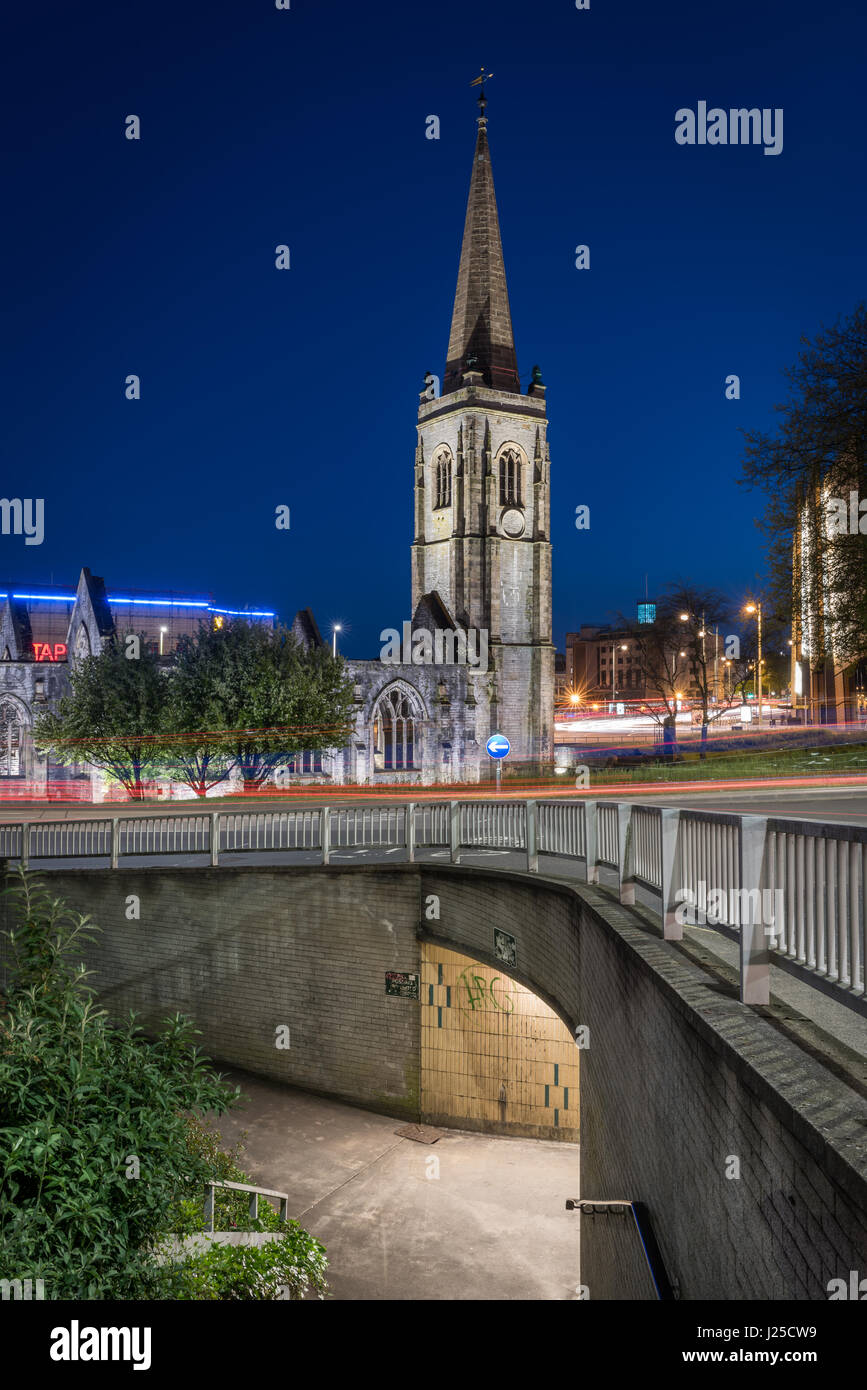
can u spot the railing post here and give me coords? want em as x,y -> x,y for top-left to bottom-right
321,807 -> 331,866
21,823 -> 30,870
405,802 -> 415,864
210,811 -> 220,867
739,815 -> 770,1005
661,809 -> 682,939
617,803 -> 634,905
111,817 -> 120,870
449,801 -> 461,864
583,801 -> 598,883
526,800 -> 538,873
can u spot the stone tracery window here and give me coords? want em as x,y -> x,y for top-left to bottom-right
433,450 -> 452,511
0,701 -> 22,776
498,449 -> 522,507
372,685 -> 421,771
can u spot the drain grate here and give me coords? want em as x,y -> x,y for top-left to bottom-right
394,1123 -> 445,1144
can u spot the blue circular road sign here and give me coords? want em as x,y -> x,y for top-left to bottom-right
486,733 -> 510,759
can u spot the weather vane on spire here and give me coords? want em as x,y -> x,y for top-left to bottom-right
470,66 -> 495,113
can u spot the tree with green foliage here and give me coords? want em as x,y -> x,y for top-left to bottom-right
621,585 -> 757,758
0,870 -> 328,1300
33,635 -> 169,799
166,620 -> 355,794
158,625 -> 238,797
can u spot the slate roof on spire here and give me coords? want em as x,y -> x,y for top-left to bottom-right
443,104 -> 521,397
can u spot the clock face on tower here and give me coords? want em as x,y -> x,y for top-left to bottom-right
500,508 -> 525,538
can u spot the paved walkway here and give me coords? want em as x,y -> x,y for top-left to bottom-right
206,1070 -> 581,1301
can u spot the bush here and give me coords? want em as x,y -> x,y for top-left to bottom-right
155,1225 -> 328,1301
0,869 -> 327,1300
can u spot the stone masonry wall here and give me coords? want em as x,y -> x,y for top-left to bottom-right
576,885 -> 867,1300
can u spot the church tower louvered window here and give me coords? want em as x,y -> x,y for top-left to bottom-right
433,450 -> 452,511
499,449 -> 521,508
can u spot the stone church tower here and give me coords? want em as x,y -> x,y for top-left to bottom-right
411,88 -> 554,770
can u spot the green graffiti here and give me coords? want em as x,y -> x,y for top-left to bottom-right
456,967 -> 516,1018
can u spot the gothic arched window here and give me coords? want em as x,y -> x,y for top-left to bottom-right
498,449 -> 523,508
433,450 -> 452,511
373,686 -> 421,771
0,701 -> 22,777
74,625 -> 91,660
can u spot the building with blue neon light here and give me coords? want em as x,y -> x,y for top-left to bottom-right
0,568 -> 275,795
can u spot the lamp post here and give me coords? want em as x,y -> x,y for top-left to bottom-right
680,610 -> 708,695
332,624 -> 342,658
611,642 -> 627,707
745,603 -> 763,726
159,626 -> 168,656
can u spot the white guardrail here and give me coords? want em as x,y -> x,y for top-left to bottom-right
1,801 -> 864,1016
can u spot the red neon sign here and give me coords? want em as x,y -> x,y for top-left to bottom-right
33,642 -> 67,662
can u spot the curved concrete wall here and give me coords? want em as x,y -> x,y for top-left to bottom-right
3,862 -> 865,1299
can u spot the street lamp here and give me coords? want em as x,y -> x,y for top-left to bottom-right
332,624 -> 342,658
679,609 -> 712,697
159,625 -> 168,656
745,603 -> 763,726
611,642 -> 627,706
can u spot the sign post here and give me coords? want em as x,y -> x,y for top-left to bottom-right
486,732 -> 510,793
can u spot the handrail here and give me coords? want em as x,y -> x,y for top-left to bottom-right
203,1178 -> 290,1232
566,1198 -> 676,1300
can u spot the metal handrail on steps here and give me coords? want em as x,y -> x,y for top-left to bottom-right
203,1179 -> 290,1233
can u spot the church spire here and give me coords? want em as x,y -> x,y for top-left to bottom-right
443,83 -> 521,397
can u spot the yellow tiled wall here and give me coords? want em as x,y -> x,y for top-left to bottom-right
420,944 -> 578,1141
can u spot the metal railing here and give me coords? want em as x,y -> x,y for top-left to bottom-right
460,800 -> 525,849
203,1179 -> 290,1233
220,810 -> 320,854
1,799 -> 864,1015
30,819 -> 112,860
565,1197 -> 675,1301
630,806 -> 662,890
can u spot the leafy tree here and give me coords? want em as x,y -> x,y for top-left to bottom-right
739,302 -> 867,665
159,626 -> 237,797
33,635 -> 168,799
622,586 -> 755,757
167,620 -> 355,794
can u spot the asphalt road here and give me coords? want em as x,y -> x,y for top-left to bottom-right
633,785 -> 867,824
2,779 -> 866,826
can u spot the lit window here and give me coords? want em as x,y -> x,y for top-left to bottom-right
286,750 -> 323,775
498,449 -> 522,507
0,702 -> 22,776
433,450 -> 452,510
373,686 -> 421,771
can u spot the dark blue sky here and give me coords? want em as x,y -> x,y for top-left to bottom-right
4,0 -> 865,656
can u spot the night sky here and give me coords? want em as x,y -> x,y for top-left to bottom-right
4,0 -> 865,656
